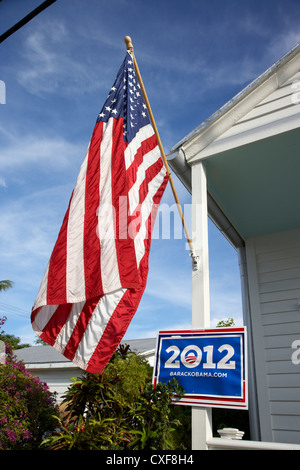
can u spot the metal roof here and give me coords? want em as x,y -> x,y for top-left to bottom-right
15,338 -> 157,365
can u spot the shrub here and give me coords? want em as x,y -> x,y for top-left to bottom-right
0,344 -> 59,450
42,346 -> 185,450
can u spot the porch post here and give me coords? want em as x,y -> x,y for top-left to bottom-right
191,160 -> 213,450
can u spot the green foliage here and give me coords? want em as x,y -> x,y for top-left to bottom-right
0,344 -> 59,450
42,346 -> 185,450
216,318 -> 235,327
169,404 -> 191,449
0,280 -> 13,292
34,337 -> 48,346
0,331 -> 31,350
0,282 -> 31,350
128,379 -> 184,450
42,414 -> 124,450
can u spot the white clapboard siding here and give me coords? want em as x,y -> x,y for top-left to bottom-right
199,69 -> 300,160
33,368 -> 83,402
247,230 -> 300,444
227,70 -> 300,138
246,228 -> 300,444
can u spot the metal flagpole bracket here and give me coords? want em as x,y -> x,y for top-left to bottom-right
190,251 -> 200,271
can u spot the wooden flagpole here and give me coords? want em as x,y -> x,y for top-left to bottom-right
124,36 -> 199,270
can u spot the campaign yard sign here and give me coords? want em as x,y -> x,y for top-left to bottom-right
153,328 -> 248,409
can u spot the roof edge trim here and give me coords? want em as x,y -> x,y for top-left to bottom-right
170,42 -> 300,155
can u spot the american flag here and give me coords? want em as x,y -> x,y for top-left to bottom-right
31,52 -> 169,374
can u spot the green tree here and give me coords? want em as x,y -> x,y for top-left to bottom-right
216,317 -> 235,327
0,331 -> 31,350
0,280 -> 13,292
34,337 -> 48,346
0,281 -> 31,349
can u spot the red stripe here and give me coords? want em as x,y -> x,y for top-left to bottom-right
151,175 -> 169,239
62,296 -> 102,361
39,303 -> 73,346
30,306 -> 41,324
46,193 -> 74,304
138,158 -> 164,207
86,285 -> 146,374
84,121 -> 103,298
111,118 -> 140,289
126,134 -> 158,187
127,159 -> 165,240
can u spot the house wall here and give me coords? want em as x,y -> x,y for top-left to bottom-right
31,367 -> 83,402
246,228 -> 300,444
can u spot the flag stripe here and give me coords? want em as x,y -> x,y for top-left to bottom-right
139,158 -> 164,206
98,118 -> 122,292
111,118 -> 140,289
66,147 -> 89,302
134,165 -> 167,267
73,289 -> 126,370
59,297 -> 101,361
46,195 -> 73,304
86,286 -> 143,374
126,133 -> 158,188
32,264 -> 49,309
124,123 -> 155,170
84,123 -> 103,298
52,301 -> 85,354
129,147 -> 161,217
128,146 -> 162,216
31,304 -> 56,332
39,303 -> 73,345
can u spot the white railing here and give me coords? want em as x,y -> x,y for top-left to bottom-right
207,438 -> 300,450
207,428 -> 300,450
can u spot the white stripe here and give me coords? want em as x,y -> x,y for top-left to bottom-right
33,262 -> 50,310
134,167 -> 167,266
53,300 -> 86,353
127,145 -> 161,216
32,304 -> 59,333
98,118 -> 121,292
66,145 -> 89,303
124,124 -> 155,170
72,288 -> 126,368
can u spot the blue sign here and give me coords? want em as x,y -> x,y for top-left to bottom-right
153,328 -> 248,409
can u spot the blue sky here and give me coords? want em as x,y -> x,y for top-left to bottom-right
0,0 -> 299,345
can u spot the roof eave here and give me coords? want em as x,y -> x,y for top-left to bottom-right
170,42 -> 300,164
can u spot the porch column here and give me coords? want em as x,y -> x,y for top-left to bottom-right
191,160 -> 213,450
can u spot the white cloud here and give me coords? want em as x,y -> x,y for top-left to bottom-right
0,184 -> 71,269
0,176 -> 7,188
16,19 -> 112,98
209,270 -> 243,326
267,29 -> 300,63
0,130 -> 84,175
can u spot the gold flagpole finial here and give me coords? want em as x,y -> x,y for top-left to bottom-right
124,36 -> 133,52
